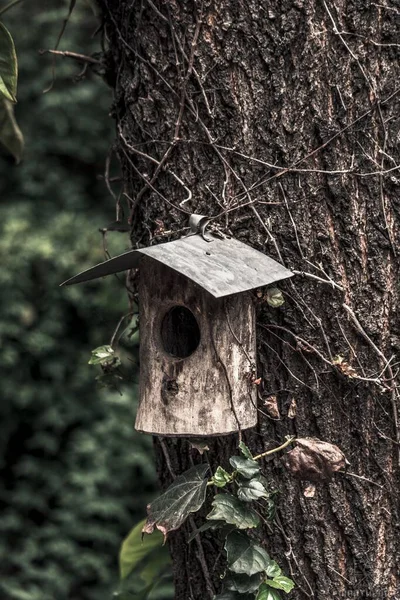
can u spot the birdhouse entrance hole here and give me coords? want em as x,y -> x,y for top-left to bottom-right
161,306 -> 200,359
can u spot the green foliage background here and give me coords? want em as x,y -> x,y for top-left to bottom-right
0,2 -> 159,599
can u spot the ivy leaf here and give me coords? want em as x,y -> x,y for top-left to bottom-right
266,287 -> 284,308
0,22 -> 17,102
211,466 -> 233,488
88,345 -> 120,366
265,561 -> 282,578
237,478 -> 270,502
229,456 -> 260,479
225,572 -> 262,593
256,584 -> 282,600
206,494 -> 260,529
0,98 -> 23,163
238,442 -> 253,459
225,531 -> 272,576
143,464 -> 209,540
267,575 -> 295,593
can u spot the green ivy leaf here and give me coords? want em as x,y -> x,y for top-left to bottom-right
238,442 -> 253,459
267,575 -> 295,594
88,344 -> 120,366
265,561 -> 282,578
229,456 -> 260,479
207,494 -> 260,529
0,22 -> 17,102
225,572 -> 262,593
266,287 -> 285,308
0,98 -> 23,163
143,464 -> 209,540
256,584 -> 282,600
211,466 -> 233,488
225,531 -> 272,576
237,479 -> 270,502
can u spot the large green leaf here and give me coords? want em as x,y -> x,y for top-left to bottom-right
256,584 -> 281,600
229,456 -> 260,479
207,494 -> 260,529
266,576 -> 295,594
143,464 -> 209,539
237,478 -> 269,502
0,97 -> 23,162
225,532 -> 272,576
0,21 -> 17,102
119,519 -> 168,580
225,572 -> 262,593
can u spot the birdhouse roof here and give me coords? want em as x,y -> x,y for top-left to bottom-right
61,234 -> 293,298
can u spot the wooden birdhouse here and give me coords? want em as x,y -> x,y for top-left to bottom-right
62,229 -> 293,437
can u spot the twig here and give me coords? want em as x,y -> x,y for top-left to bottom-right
343,303 -> 400,462
39,49 -> 101,65
292,270 -> 344,292
280,182 -> 304,259
110,312 -> 133,348
323,0 -> 376,94
0,0 -> 24,16
229,87 -> 400,203
338,471 -> 383,489
253,437 -> 295,461
326,564 -> 352,584
189,517 -> 215,599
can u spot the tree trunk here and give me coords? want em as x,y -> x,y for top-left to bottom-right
99,1 -> 400,598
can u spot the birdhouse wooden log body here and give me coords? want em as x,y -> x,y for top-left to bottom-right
136,256 -> 256,436
61,229 -> 293,437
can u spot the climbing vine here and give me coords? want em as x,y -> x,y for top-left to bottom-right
141,439 -> 296,600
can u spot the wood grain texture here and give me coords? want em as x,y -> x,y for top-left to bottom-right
135,256 -> 257,436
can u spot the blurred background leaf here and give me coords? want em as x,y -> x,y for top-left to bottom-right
0,2 -> 171,599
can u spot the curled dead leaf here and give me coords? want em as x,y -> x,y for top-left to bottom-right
333,355 -> 357,378
287,398 -> 297,419
283,438 -> 346,481
303,483 -> 316,498
189,439 -> 210,455
263,395 -> 280,419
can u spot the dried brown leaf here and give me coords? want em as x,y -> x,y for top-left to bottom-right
287,398 -> 297,419
303,483 -> 316,498
283,438 -> 346,481
263,395 -> 280,419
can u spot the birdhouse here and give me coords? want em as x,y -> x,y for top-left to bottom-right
62,229 -> 293,437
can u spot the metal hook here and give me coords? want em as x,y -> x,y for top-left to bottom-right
188,214 -> 214,242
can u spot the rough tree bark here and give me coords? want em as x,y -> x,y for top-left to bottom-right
99,1 -> 399,598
